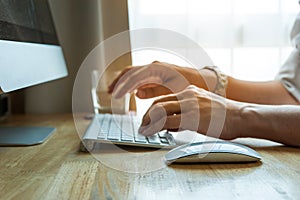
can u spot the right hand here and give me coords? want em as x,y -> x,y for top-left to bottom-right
108,61 -> 204,99
138,85 -> 240,140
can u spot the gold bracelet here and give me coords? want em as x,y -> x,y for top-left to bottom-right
203,66 -> 228,97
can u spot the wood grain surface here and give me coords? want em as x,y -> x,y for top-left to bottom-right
1,114 -> 300,200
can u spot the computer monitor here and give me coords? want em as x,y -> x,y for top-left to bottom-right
0,0 -> 68,146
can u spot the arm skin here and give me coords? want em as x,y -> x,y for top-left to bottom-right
137,86 -> 300,147
186,67 -> 300,105
139,86 -> 300,147
231,103 -> 300,147
109,62 -> 300,146
109,62 -> 300,105
226,77 -> 300,105
187,70 -> 300,146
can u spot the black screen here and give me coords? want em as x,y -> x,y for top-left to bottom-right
0,0 -> 58,45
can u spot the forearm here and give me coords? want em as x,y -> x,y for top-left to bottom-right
182,67 -> 298,105
232,103 -> 300,147
226,77 -> 299,105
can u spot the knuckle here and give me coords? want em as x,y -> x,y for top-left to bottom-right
197,87 -> 206,92
186,85 -> 197,90
182,88 -> 196,97
152,60 -> 161,64
124,66 -> 132,70
183,99 -> 195,108
190,99 -> 199,108
152,102 -> 164,112
186,98 -> 199,113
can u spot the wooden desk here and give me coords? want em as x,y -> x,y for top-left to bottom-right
1,114 -> 300,200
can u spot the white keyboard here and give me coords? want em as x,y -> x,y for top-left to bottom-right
82,114 -> 177,149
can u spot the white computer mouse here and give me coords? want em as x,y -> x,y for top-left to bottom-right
165,140 -> 262,164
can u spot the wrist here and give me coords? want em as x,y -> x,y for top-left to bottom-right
179,67 -> 217,91
202,66 -> 228,97
224,101 -> 252,139
235,103 -> 271,139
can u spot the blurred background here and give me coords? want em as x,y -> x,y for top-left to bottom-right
129,0 -> 299,81
129,0 -> 299,115
6,0 -> 299,115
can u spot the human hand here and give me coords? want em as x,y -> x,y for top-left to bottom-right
108,61 -> 205,99
138,85 -> 241,140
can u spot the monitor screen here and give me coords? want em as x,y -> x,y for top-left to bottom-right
0,0 -> 68,93
0,0 -> 58,45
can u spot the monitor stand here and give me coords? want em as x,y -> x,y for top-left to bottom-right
0,126 -> 55,146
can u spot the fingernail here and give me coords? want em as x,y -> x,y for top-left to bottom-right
142,129 -> 153,137
138,126 -> 145,134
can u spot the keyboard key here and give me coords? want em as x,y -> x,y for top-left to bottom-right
107,127 -> 121,140
98,114 -> 110,139
92,114 -> 176,147
97,133 -> 106,139
121,136 -> 134,142
121,115 -> 134,141
159,137 -> 169,144
135,134 -> 148,143
108,115 -> 121,140
158,131 -> 170,138
147,134 -> 161,144
131,117 -> 147,143
132,118 -> 142,132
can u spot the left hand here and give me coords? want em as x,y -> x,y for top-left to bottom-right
139,85 -> 241,140
108,61 -> 208,99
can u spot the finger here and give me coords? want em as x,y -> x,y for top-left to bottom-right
109,61 -> 162,93
152,94 -> 178,104
112,62 -> 189,98
146,88 -> 195,103
141,100 -> 181,128
148,90 -> 194,105
113,67 -> 164,98
140,98 -> 196,129
116,77 -> 164,99
141,110 -> 201,136
136,85 -> 172,99
176,87 -> 197,100
108,67 -> 136,93
140,114 -> 181,136
141,94 -> 188,127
